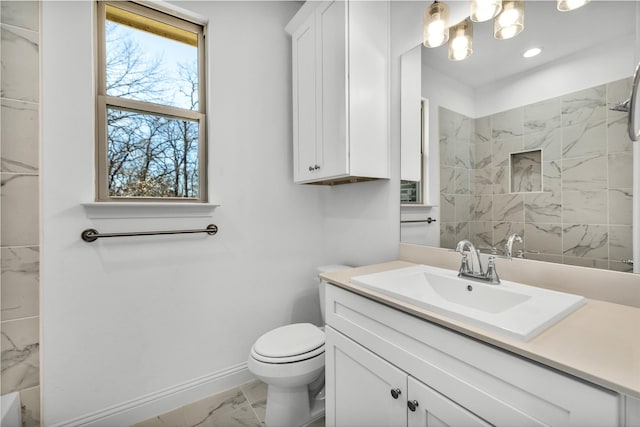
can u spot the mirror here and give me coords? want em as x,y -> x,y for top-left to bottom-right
400,0 -> 638,273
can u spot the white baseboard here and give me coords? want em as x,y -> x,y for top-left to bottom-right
51,362 -> 254,427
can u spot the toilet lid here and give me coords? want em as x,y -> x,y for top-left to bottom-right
253,323 -> 325,359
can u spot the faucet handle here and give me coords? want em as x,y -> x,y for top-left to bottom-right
458,253 -> 471,277
485,256 -> 500,284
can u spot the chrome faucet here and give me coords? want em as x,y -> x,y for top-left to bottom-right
505,233 -> 523,259
455,239 -> 500,284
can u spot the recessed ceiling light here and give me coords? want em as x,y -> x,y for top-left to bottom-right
523,47 -> 542,58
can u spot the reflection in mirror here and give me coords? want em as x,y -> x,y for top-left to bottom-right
401,99 -> 426,204
400,0 -> 638,273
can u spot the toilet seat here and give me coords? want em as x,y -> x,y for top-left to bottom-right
251,323 -> 325,364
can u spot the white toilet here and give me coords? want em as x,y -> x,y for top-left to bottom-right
247,265 -> 350,427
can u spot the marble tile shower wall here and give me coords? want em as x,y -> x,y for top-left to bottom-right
440,78 -> 633,272
1,1 -> 41,426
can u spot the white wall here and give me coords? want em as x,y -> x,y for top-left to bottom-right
40,1 -> 398,425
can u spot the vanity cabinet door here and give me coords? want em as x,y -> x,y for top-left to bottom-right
407,377 -> 491,427
291,12 -> 319,183
325,326 -> 407,427
316,0 -> 348,180
286,0 -> 389,185
289,1 -> 347,184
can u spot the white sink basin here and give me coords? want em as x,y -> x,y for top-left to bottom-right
350,264 -> 585,341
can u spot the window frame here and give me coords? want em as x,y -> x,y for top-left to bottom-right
96,0 -> 207,202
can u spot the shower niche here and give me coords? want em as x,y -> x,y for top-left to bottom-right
510,149 -> 542,193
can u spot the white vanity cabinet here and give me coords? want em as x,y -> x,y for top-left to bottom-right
285,1 -> 389,185
325,284 -> 621,427
326,326 -> 491,427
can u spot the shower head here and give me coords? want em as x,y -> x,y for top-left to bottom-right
610,98 -> 630,112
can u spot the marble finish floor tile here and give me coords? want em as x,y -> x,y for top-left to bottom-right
131,380 -> 325,427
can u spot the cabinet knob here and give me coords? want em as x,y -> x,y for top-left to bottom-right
309,166 -> 314,172
390,388 -> 401,399
314,164 -> 320,170
407,400 -> 419,412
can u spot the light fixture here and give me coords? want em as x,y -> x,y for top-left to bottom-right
522,47 -> 542,58
557,0 -> 590,12
494,0 -> 524,40
470,0 -> 502,22
448,19 -> 473,61
423,1 -> 450,48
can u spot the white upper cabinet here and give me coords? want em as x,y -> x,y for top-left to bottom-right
286,1 -> 390,185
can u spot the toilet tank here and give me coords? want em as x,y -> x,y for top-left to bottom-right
317,265 -> 351,323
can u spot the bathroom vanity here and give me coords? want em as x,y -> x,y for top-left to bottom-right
322,261 -> 640,427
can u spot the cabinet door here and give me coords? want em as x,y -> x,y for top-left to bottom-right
325,326 -> 407,427
291,13 -> 318,182
316,0 -> 348,179
407,377 -> 491,427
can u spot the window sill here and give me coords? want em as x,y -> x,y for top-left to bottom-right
401,204 -> 437,209
82,202 -> 219,219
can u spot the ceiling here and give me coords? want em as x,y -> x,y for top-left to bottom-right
421,1 -> 638,89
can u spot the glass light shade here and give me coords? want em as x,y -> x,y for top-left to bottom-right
423,2 -> 450,48
470,0 -> 502,22
494,0 -> 524,40
557,0 -> 590,11
448,19 -> 473,61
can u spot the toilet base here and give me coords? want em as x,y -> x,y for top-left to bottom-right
264,384 -> 325,427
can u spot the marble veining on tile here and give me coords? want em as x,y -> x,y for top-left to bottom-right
454,195 -> 471,222
609,188 -> 633,226
561,85 -> 606,127
1,99 -> 39,173
0,173 -> 39,247
1,23 -> 39,103
469,221 -> 492,249
609,225 -> 633,262
542,160 -> 561,194
563,190 -> 608,224
524,223 -> 562,255
470,139 -> 492,169
561,155 -> 607,192
1,1 -> 39,31
472,195 -> 492,221
454,167 -> 469,194
492,193 -> 524,222
524,128 -> 561,161
1,317 -> 39,393
563,224 -> 608,259
471,168 -> 492,195
132,380 -> 323,427
524,193 -> 561,223
1,246 -> 39,321
491,108 -> 524,139
492,137 -> 523,168
440,166 -> 456,194
524,98 -> 561,135
561,121 -> 607,159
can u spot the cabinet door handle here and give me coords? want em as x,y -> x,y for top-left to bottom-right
407,400 -> 419,412
314,164 -> 320,170
309,166 -> 314,172
390,388 -> 401,399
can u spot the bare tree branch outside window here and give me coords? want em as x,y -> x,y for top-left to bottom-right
103,10 -> 201,199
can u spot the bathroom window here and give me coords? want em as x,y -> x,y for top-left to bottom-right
96,1 -> 207,202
